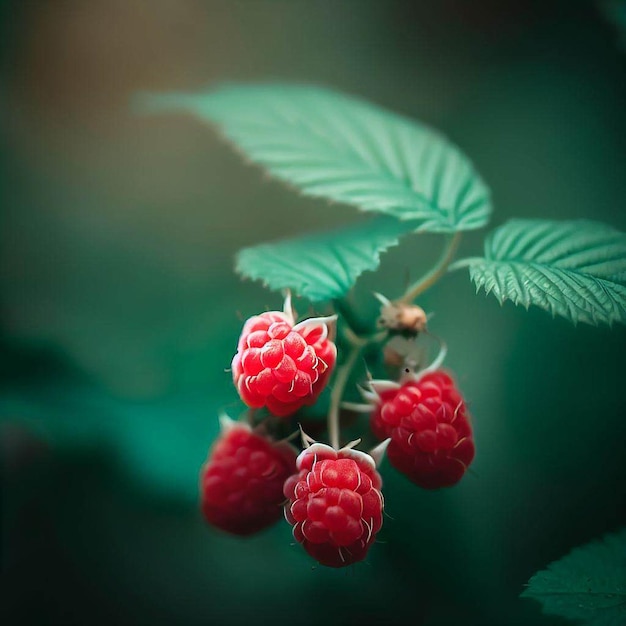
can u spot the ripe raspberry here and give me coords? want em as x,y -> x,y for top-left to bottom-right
232,297 -> 337,417
370,370 -> 475,489
283,442 -> 384,568
200,417 -> 297,535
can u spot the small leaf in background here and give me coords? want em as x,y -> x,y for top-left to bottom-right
0,383 -> 225,502
141,84 -> 492,233
521,528 -> 626,626
460,219 -> 626,326
235,216 -> 417,302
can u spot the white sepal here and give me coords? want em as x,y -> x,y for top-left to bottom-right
341,438 -> 362,450
282,289 -> 296,324
218,413 -> 249,433
358,383 -> 380,404
338,446 -> 377,471
373,291 -> 392,306
298,425 -> 317,449
369,438 -> 391,467
295,432 -> 378,472
292,314 -> 338,341
368,379 -> 402,395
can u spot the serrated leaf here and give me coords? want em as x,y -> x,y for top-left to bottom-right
236,216 -> 416,301
463,219 -> 626,326
142,83 -> 492,233
521,528 -> 626,626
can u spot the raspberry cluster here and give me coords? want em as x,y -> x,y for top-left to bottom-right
199,293 -> 476,569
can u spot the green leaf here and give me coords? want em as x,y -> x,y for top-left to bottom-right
521,528 -> 626,625
0,336 -> 235,503
236,216 -> 416,301
462,219 -> 626,326
142,84 -> 492,233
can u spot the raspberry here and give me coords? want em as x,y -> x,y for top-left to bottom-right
232,298 -> 337,417
200,417 -> 297,535
370,370 -> 475,489
283,442 -> 384,568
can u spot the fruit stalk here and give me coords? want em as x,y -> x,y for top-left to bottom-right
327,324 -> 388,448
327,343 -> 361,449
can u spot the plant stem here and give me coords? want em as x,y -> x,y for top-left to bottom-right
328,343 -> 362,449
398,232 -> 462,304
326,324 -> 385,449
325,233 -> 462,448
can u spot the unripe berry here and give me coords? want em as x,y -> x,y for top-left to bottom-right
283,442 -> 384,568
232,297 -> 337,417
200,417 -> 297,536
370,370 -> 475,489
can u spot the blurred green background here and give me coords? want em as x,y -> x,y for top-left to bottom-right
1,1 -> 625,624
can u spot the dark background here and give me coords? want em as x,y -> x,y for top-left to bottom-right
1,1 -> 625,624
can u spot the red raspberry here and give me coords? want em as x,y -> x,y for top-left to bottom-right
200,417 -> 297,535
232,301 -> 337,417
283,442 -> 384,568
370,370 -> 475,489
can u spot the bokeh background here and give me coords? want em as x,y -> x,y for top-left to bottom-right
1,1 -> 625,624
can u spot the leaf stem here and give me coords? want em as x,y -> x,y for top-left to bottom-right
398,232 -> 462,304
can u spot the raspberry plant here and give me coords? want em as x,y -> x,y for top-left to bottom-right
144,84 -> 626,569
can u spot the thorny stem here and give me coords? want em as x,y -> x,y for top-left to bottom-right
398,232 -> 462,304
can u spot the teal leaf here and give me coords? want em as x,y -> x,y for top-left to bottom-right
142,84 -> 492,233
462,219 -> 626,326
521,528 -> 626,625
0,383 -> 225,503
236,216 -> 417,301
0,336 -> 236,503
